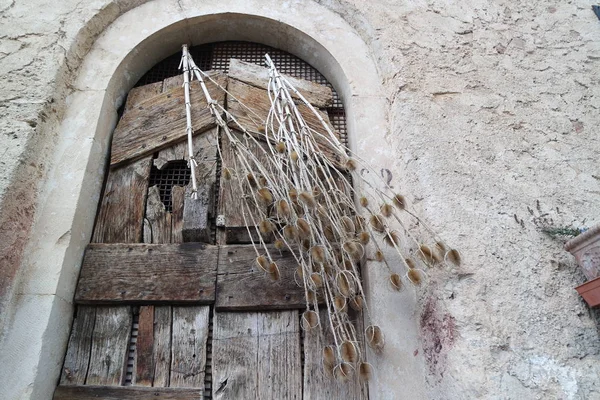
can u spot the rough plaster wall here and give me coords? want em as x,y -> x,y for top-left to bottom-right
0,0 -> 599,399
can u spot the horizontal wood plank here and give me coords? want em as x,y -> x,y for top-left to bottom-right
215,245 -> 309,310
229,59 -> 333,108
75,243 -> 218,304
110,72 -> 226,166
53,385 -> 203,400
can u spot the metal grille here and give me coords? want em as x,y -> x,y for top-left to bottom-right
135,41 -> 346,130
149,161 -> 191,212
124,308 -> 140,386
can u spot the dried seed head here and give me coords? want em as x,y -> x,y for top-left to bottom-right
407,269 -> 424,286
359,362 -> 373,382
435,241 -> 447,254
341,216 -> 355,234
259,176 -> 268,187
297,218 -> 311,238
333,296 -> 347,312
283,225 -> 299,242
340,341 -> 358,363
317,205 -> 327,218
290,151 -> 299,162
366,325 -> 385,351
289,188 -> 298,202
359,196 -> 369,208
311,246 -> 326,264
375,250 -> 384,262
446,249 -> 461,266
306,290 -> 317,303
299,191 -> 317,209
334,363 -> 353,381
301,310 -> 320,330
256,256 -> 269,272
276,199 -> 291,219
274,239 -> 285,250
268,263 -> 280,281
324,225 -> 336,242
310,272 -> 323,288
312,186 -> 322,198
222,168 -> 234,181
247,173 -> 257,188
381,203 -> 393,218
302,238 -> 311,251
390,273 -> 403,291
358,231 -> 371,245
393,194 -> 406,210
419,244 -> 434,264
323,346 -> 336,367
336,271 -> 355,297
276,141 -> 286,153
343,241 -> 364,261
405,257 -> 416,269
383,230 -> 400,247
345,158 -> 358,171
349,295 -> 364,311
295,265 -> 304,280
259,219 -> 274,234
370,215 -> 385,233
257,187 -> 273,205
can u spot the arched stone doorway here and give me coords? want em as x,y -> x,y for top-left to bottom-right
0,2 -> 423,399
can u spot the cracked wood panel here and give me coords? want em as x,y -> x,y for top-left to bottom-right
143,186 -> 172,245
53,386 -> 203,400
110,71 -> 226,167
228,59 -> 333,108
170,306 -> 210,388
124,82 -> 163,114
60,306 -> 96,385
226,77 -> 340,165
212,311 -> 301,400
92,157 -> 152,244
85,306 -> 132,386
216,245 -> 309,311
75,243 -> 218,304
303,310 -> 368,400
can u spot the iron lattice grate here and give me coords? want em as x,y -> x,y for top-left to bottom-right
148,160 -> 191,212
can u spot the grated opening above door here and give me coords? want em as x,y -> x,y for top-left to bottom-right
135,41 -> 347,142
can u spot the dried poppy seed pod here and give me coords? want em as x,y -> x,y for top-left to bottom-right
446,248 -> 461,266
310,245 -> 326,264
276,141 -> 286,153
383,230 -> 400,247
365,325 -> 385,351
359,362 -> 373,382
310,272 -> 323,288
274,239 -> 285,250
341,216 -> 355,234
333,363 -> 353,381
370,215 -> 385,233
375,250 -> 384,262
299,191 -> 317,208
276,199 -> 291,218
268,262 -> 280,281
257,187 -> 273,205
340,341 -> 358,363
283,225 -> 299,241
247,173 -> 257,188
381,203 -> 393,218
393,194 -> 406,210
333,296 -> 347,312
407,268 -> 424,286
290,151 -> 299,162
358,231 -> 370,245
390,273 -> 403,291
323,346 -> 336,368
255,256 -> 269,272
259,219 -> 274,234
297,218 -> 311,238
359,196 -> 369,208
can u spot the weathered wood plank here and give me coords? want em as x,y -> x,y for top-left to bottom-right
212,311 -> 301,400
86,306 -> 132,386
53,385 -> 203,400
226,78 -> 340,165
75,243 -> 218,304
229,59 -> 333,108
143,186 -> 172,244
92,157 -> 152,244
170,306 -> 210,388
216,245 -> 309,310
153,127 -> 218,170
171,186 -> 185,244
182,185 -> 212,243
303,310 -> 368,400
153,307 -> 172,387
124,82 -> 163,114
110,72 -> 226,166
134,306 -> 154,386
60,306 -> 96,385
216,131 -> 271,244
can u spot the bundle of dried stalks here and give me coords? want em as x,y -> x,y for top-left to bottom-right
180,45 -> 460,383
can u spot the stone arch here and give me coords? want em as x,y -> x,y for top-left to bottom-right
0,1 -> 423,399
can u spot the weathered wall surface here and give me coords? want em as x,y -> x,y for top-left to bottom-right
1,0 -> 599,399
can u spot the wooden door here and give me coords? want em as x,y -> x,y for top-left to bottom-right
55,59 -> 368,400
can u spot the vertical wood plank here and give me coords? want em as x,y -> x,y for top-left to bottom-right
171,186 -> 185,244
257,311 -> 302,400
303,310 -> 368,400
92,157 -> 152,243
153,306 -> 172,388
170,307 -> 210,388
212,311 -> 301,400
143,186 -> 172,244
134,306 -> 154,386
86,306 -> 132,386
60,306 -> 97,385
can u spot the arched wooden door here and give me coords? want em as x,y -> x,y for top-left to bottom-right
54,45 -> 368,400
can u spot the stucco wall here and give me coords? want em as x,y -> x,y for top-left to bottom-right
1,0 -> 599,399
